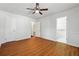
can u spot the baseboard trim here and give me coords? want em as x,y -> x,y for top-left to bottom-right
39,36 -> 79,48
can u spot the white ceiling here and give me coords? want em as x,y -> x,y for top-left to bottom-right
0,3 -> 79,19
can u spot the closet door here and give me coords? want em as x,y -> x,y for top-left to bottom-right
0,16 -> 6,44
5,16 -> 17,42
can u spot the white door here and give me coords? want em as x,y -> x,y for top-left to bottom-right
32,22 -> 40,37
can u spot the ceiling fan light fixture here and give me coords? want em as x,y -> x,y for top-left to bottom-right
26,3 -> 48,15
35,10 -> 39,13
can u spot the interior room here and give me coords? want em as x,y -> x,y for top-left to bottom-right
0,3 -> 79,56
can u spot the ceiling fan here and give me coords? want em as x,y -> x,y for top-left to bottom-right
26,3 -> 48,15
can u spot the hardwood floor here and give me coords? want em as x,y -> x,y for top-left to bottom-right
0,36 -> 79,56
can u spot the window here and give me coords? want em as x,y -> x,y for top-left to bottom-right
56,16 -> 67,43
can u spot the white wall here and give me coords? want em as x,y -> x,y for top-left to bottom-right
38,7 -> 79,47
38,16 -> 56,41
0,10 -> 35,44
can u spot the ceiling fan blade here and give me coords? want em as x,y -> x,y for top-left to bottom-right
32,12 -> 35,14
40,8 -> 48,11
26,8 -> 34,10
39,12 -> 42,15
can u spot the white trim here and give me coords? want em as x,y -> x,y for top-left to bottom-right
0,43 -> 1,47
40,36 -> 79,47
